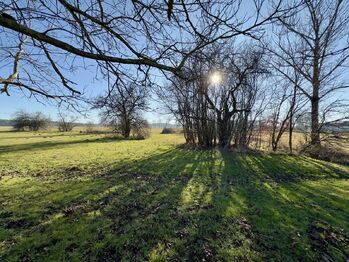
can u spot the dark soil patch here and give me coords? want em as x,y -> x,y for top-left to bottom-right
5,218 -> 33,229
308,220 -> 349,261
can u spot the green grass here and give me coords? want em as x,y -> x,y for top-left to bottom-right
0,130 -> 348,261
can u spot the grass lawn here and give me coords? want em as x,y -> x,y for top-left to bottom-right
0,129 -> 348,261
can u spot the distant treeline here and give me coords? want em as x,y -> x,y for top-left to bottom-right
0,118 -> 181,129
0,119 -> 14,126
149,123 -> 181,129
0,119 -> 95,127
2,118 -> 348,132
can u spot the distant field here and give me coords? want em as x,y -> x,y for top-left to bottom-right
0,129 -> 348,261
0,126 -> 11,131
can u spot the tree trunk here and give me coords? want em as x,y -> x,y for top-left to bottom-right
123,119 -> 131,138
311,42 -> 321,146
289,85 -> 296,153
236,113 -> 249,150
272,141 -> 278,151
217,119 -> 230,147
310,97 -> 320,146
289,120 -> 293,153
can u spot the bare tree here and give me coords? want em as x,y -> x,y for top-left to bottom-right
0,34 -> 26,95
271,0 -> 349,146
131,116 -> 151,140
93,82 -> 148,139
267,80 -> 307,152
0,0 -> 289,101
57,111 -> 77,132
159,42 -> 268,148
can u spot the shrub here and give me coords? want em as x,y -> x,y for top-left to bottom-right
58,121 -> 75,132
57,113 -> 76,132
85,122 -> 95,133
161,127 -> 176,134
30,112 -> 49,131
302,143 -> 349,165
12,111 -> 31,131
12,111 -> 49,131
132,119 -> 150,140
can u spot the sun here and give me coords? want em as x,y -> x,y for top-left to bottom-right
210,72 -> 222,85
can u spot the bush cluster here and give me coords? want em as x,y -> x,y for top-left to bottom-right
161,127 -> 176,134
13,111 -> 49,131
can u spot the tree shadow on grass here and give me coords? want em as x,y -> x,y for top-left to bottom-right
0,136 -> 121,155
0,132 -> 107,140
1,148 -> 251,260
0,131 -> 69,140
0,148 -> 212,260
220,152 -> 349,261
1,148 -> 348,261
242,153 -> 349,182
